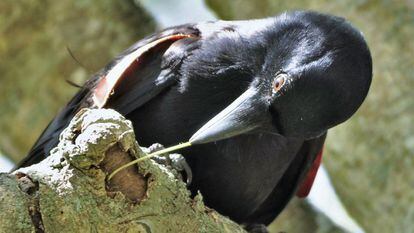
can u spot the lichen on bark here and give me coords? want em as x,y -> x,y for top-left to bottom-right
0,108 -> 245,233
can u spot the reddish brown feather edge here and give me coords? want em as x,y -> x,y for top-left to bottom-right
296,146 -> 324,198
93,34 -> 196,108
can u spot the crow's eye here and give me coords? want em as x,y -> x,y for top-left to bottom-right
273,73 -> 287,92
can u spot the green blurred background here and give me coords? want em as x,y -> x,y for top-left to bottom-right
0,0 -> 413,232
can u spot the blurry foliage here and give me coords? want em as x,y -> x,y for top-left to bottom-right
0,0 -> 155,162
206,0 -> 414,232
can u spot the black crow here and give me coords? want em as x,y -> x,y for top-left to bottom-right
17,11 -> 372,231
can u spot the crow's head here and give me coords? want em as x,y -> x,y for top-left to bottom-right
190,11 -> 372,143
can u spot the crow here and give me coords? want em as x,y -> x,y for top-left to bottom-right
17,11 -> 372,232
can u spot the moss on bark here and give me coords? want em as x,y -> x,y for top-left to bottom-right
0,108 -> 245,233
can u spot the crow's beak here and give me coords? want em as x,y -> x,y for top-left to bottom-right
189,87 -> 268,144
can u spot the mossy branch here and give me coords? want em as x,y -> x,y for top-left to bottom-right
0,108 -> 246,233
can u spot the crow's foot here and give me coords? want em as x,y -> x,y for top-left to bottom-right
143,143 -> 192,185
245,224 -> 269,233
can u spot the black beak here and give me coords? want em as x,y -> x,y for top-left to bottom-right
189,87 -> 269,144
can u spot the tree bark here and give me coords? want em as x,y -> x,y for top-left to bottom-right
0,108 -> 246,233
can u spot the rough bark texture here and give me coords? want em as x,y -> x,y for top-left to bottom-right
0,108 -> 246,233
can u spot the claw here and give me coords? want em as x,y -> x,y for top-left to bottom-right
169,153 -> 192,185
144,143 -> 192,185
144,143 -> 171,164
244,224 -> 269,233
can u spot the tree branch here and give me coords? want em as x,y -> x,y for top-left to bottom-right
0,108 -> 246,233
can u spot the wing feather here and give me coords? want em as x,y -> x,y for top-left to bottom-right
16,25 -> 200,169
